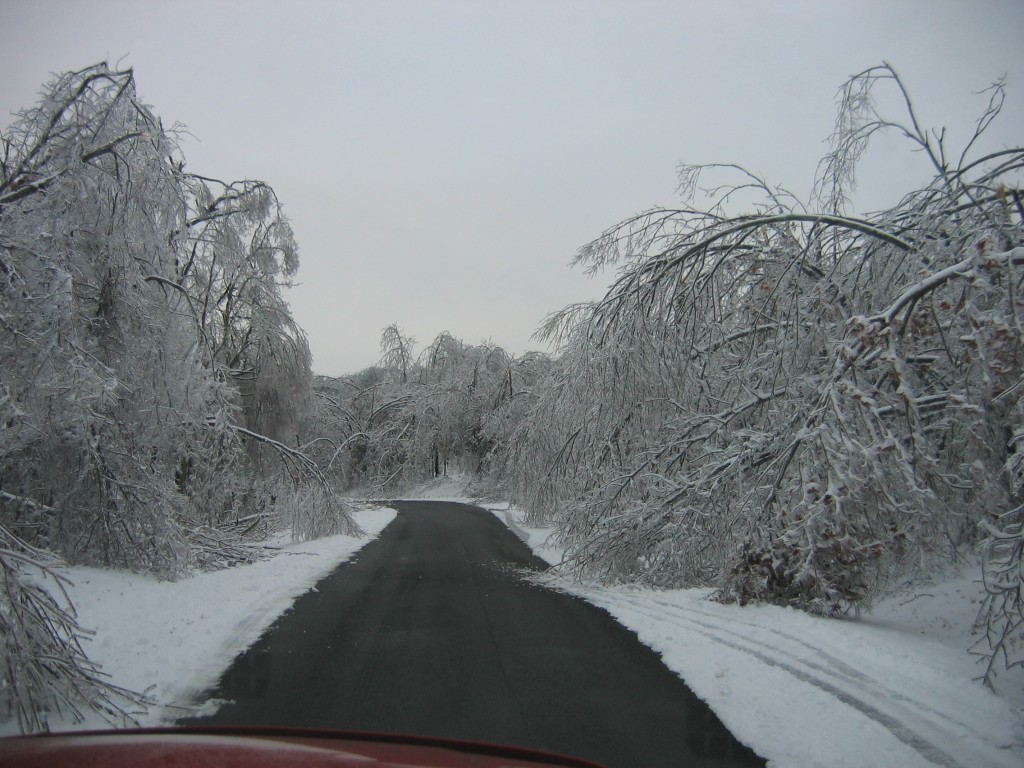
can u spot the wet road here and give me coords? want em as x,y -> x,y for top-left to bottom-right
185,500 -> 764,768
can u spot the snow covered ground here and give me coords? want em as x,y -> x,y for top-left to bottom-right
484,500 -> 1024,768
365,474 -> 1024,766
8,477 -> 1023,767
0,507 -> 396,736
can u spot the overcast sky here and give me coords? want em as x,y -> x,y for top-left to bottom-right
2,1 -> 1022,375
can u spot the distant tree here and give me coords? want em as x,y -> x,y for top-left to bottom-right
305,329 -> 527,496
479,350 -> 556,508
379,324 -> 415,384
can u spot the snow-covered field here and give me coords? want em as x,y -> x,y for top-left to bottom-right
486,501 -> 1024,768
7,479 -> 1023,767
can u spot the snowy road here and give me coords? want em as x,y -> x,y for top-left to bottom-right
186,500 -> 765,768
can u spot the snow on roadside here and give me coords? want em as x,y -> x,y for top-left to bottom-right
1,507 -> 396,735
481,502 -> 565,567
496,505 -> 1024,768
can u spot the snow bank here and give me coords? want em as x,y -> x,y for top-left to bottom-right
2,507 -> 396,734
499,507 -> 1024,768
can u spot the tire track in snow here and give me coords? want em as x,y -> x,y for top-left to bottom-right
650,596 -> 979,737
572,589 -> 976,768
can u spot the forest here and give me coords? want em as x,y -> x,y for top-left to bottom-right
1,62 -> 1022,731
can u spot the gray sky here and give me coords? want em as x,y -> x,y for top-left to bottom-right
2,1 -> 1022,375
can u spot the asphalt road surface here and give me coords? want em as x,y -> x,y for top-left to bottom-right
185,500 -> 765,768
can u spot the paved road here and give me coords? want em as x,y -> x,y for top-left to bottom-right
185,500 -> 764,768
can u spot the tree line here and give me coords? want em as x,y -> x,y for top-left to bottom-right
306,325 -> 553,496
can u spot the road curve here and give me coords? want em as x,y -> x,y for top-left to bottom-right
185,500 -> 764,768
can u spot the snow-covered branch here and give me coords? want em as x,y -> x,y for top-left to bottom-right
496,65 -> 1024,679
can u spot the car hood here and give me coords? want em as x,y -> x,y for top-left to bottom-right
0,726 -> 607,768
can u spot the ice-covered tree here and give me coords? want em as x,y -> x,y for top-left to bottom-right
379,323 -> 415,384
0,63 -> 223,575
179,175 -> 313,449
500,64 -> 1023,684
306,329 -> 525,496
0,61 -> 352,730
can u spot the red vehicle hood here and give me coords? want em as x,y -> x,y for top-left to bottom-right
0,726 -> 607,768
